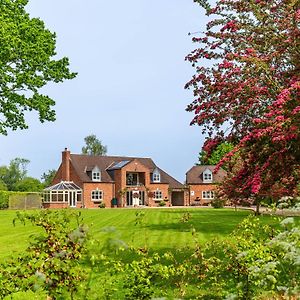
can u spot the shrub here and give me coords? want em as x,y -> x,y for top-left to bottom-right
0,210 -> 89,299
0,191 -> 9,209
99,202 -> 106,208
211,198 -> 225,208
159,200 -> 166,206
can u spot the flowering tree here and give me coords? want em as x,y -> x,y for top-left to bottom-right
186,0 -> 300,203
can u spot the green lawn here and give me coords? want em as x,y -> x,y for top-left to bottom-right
0,208 -> 296,299
0,207 -> 277,259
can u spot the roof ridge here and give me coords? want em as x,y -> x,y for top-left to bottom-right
70,153 -> 153,160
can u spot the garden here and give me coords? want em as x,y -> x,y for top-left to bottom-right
0,208 -> 299,299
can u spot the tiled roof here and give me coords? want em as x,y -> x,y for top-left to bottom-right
186,165 -> 227,184
69,154 -> 184,189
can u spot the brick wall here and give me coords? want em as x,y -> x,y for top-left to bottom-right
189,184 -> 218,205
147,183 -> 170,207
83,182 -> 114,208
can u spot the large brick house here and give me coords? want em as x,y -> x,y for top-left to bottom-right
43,148 -> 188,208
186,165 -> 227,205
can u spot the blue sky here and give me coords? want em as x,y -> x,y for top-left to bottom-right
0,0 -> 208,182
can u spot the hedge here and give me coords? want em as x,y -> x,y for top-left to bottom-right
0,191 -> 42,210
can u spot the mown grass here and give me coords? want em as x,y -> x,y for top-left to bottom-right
0,208 -> 296,299
0,207 -> 281,260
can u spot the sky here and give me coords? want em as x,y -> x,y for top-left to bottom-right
0,0 -> 209,183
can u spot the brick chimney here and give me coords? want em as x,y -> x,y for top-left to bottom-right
62,148 -> 70,181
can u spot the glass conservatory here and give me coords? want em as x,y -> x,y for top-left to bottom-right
43,181 -> 82,207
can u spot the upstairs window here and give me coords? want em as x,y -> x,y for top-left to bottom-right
126,173 -> 139,186
204,173 -> 212,181
152,169 -> 161,183
203,169 -> 213,183
92,166 -> 101,182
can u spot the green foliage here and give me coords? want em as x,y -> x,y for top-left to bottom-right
14,177 -> 43,192
0,179 -> 7,191
41,169 -> 56,187
0,158 -> 29,190
3,290 -> 47,300
0,210 -> 89,299
159,200 -> 166,206
122,252 -> 159,299
211,198 -> 225,208
0,190 -> 9,209
0,209 -> 298,299
0,191 -> 32,209
199,142 -> 234,166
82,134 -> 107,156
0,0 -> 76,134
98,202 -> 106,208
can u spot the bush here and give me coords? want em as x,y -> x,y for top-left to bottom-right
211,198 -> 225,208
0,191 -> 42,210
0,210 -> 89,299
99,202 -> 106,208
159,200 -> 166,206
0,191 -> 9,209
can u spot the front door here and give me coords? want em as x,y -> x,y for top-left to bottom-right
69,191 -> 76,207
126,191 -> 145,206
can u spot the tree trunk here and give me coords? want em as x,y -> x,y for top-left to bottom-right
255,199 -> 260,216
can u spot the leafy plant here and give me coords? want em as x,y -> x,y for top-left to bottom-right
0,210 -> 89,299
159,200 -> 166,206
99,202 -> 106,208
211,198 -> 225,208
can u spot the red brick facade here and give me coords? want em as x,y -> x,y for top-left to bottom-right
43,149 -> 188,208
186,166 -> 227,206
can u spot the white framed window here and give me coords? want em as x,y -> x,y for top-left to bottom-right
204,173 -> 212,181
91,190 -> 103,201
92,166 -> 101,182
203,169 -> 213,183
153,190 -> 163,200
152,169 -> 161,183
202,191 -> 214,199
92,172 -> 100,181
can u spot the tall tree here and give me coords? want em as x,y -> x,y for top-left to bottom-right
0,0 -> 76,135
0,158 -> 30,190
198,141 -> 234,166
14,176 -> 43,192
41,169 -> 57,187
0,179 -> 7,191
186,0 -> 300,201
82,134 -> 107,156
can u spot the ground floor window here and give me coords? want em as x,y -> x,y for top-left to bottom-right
153,190 -> 163,200
91,190 -> 103,201
202,191 -> 214,199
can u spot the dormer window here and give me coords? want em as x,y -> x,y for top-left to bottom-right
92,166 -> 101,182
203,169 -> 213,183
152,168 -> 161,183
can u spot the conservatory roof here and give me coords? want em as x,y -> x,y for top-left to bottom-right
44,181 -> 82,191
